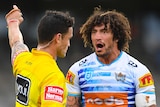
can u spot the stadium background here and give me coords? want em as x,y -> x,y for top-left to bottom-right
0,0 -> 160,106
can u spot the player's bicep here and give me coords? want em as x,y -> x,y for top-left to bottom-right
66,96 -> 81,107
11,41 -> 29,64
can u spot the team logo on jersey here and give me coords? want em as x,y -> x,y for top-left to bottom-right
66,70 -> 75,85
79,59 -> 87,66
128,60 -> 137,67
85,71 -> 92,81
44,86 -> 64,103
115,72 -> 126,82
139,73 -> 154,87
16,74 -> 31,105
79,60 -> 96,67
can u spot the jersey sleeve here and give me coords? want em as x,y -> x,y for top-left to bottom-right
124,53 -> 157,106
66,63 -> 81,97
13,52 -> 31,76
133,64 -> 155,93
40,65 -> 67,107
132,61 -> 156,105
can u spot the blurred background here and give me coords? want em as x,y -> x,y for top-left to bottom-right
0,0 -> 160,106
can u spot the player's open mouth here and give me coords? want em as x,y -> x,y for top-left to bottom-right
96,43 -> 104,51
96,43 -> 104,48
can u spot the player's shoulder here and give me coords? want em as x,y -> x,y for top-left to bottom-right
70,53 -> 96,69
122,51 -> 148,69
13,51 -> 32,65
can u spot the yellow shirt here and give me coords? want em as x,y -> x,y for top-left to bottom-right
13,49 -> 67,107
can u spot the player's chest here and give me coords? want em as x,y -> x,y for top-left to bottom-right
78,66 -> 134,91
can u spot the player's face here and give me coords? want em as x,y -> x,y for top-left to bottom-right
91,24 -> 118,57
58,27 -> 73,58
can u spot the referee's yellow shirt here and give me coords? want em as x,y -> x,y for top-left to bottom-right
13,48 -> 67,107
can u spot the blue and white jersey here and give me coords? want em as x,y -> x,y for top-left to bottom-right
66,51 -> 155,107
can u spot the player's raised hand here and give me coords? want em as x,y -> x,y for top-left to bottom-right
5,5 -> 23,26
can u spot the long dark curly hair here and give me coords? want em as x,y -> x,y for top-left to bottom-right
80,7 -> 132,53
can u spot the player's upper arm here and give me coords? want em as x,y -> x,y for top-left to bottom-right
66,96 -> 81,107
11,41 -> 29,64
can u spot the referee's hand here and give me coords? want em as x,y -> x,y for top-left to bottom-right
5,5 -> 23,26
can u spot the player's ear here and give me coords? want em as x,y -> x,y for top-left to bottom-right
55,33 -> 62,43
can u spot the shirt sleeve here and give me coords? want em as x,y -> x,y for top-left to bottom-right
40,69 -> 67,107
13,52 -> 31,76
66,63 -> 81,97
134,65 -> 157,106
134,64 -> 155,93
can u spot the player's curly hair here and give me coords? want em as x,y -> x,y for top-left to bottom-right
80,6 -> 131,53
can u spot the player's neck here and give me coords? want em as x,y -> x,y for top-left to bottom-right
37,45 -> 57,60
98,50 -> 120,64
